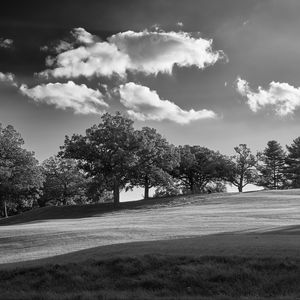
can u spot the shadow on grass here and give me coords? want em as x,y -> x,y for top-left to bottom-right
1,254 -> 300,300
0,193 -> 209,226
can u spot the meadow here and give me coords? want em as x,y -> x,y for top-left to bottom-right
0,190 -> 299,299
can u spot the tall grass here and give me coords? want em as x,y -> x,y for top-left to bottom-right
1,255 -> 299,300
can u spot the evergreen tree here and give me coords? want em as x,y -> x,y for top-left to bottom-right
257,140 -> 286,189
285,137 -> 300,188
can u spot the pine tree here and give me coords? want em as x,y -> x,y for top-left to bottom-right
285,137 -> 300,188
258,140 -> 286,189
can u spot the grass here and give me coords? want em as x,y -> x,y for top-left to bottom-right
0,189 -> 300,265
0,190 -> 299,299
1,254 -> 300,300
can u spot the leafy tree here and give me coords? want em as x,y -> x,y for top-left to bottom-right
227,144 -> 258,192
257,140 -> 286,189
173,145 -> 230,194
202,181 -> 227,194
0,124 -> 44,217
61,112 -> 140,205
41,156 -> 88,206
153,178 -> 182,198
285,137 -> 300,188
129,127 -> 179,199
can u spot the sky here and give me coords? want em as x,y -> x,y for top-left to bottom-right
1,0 -> 300,171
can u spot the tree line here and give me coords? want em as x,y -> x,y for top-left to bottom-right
1,112 -> 300,217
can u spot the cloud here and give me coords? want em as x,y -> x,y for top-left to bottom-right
119,82 -> 216,124
41,41 -> 73,54
39,42 -> 130,78
0,38 -> 13,49
0,72 -> 17,86
40,28 -> 97,55
39,28 -> 225,79
109,30 -> 225,75
71,27 -> 98,44
236,77 -> 300,116
20,81 -> 108,114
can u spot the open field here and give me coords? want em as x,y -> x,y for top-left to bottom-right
0,190 -> 299,266
0,190 -> 300,299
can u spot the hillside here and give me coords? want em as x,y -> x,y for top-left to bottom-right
0,189 -> 299,267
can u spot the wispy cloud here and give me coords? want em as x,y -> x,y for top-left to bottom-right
20,81 -> 108,114
0,38 -> 13,49
236,77 -> 300,116
39,28 -> 225,79
119,82 -> 216,124
0,72 -> 17,86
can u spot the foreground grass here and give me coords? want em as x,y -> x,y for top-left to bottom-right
1,255 -> 300,300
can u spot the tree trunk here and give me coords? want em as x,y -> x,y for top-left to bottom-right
238,174 -> 244,193
113,179 -> 120,205
62,185 -> 67,205
190,178 -> 195,194
4,200 -> 8,218
144,176 -> 149,199
62,197 -> 67,206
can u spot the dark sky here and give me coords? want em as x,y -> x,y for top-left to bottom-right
1,0 -> 300,164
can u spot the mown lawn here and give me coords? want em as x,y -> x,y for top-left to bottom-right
1,255 -> 299,300
1,190 -> 300,265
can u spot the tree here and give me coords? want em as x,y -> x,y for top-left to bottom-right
228,144 -> 258,192
0,124 -> 44,217
153,178 -> 182,198
61,112 -> 140,205
173,145 -> 230,194
285,137 -> 300,188
41,156 -> 88,206
129,127 -> 179,199
257,140 -> 286,189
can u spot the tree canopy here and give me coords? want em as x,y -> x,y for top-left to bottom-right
129,127 -> 179,199
0,124 -> 44,217
257,140 -> 286,189
41,156 -> 88,206
4,115 -> 300,218
61,112 -> 140,204
285,137 -> 300,188
227,144 -> 258,192
173,145 -> 230,194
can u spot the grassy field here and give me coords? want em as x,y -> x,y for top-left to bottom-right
0,190 -> 300,299
1,255 -> 299,300
0,190 -> 299,265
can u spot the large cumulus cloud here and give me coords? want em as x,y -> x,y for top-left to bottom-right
236,77 -> 300,116
40,28 -> 225,79
20,81 -> 108,114
119,82 -> 216,124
